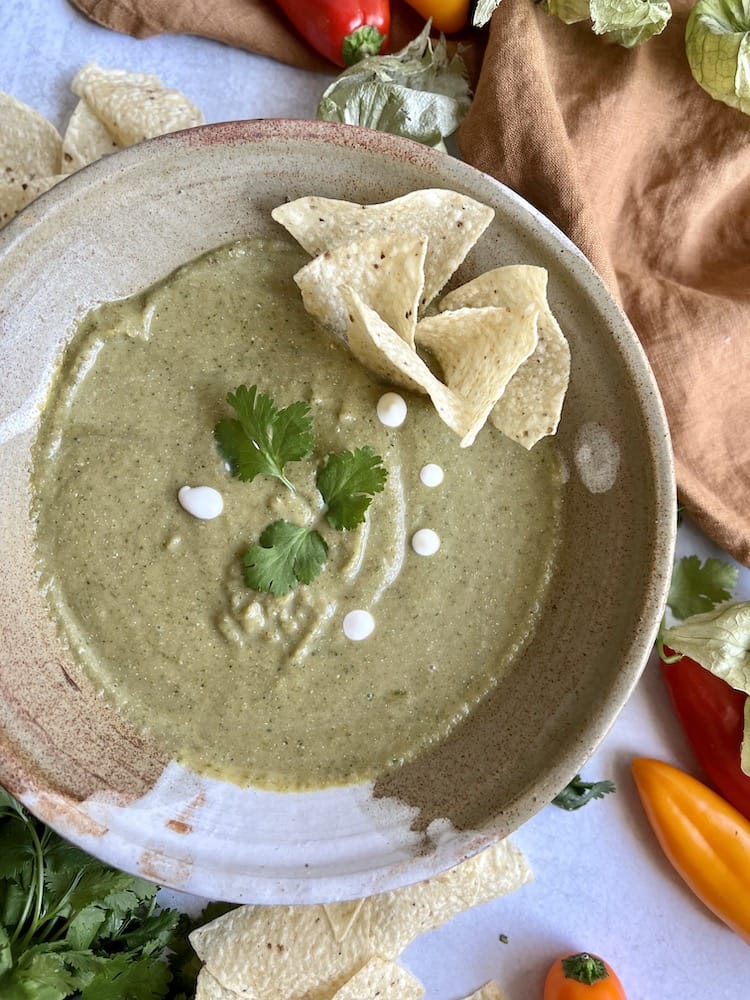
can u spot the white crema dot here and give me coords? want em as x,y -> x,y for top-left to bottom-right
376,392 -> 407,428
419,463 -> 444,487
412,528 -> 441,556
343,609 -> 375,641
178,485 -> 224,520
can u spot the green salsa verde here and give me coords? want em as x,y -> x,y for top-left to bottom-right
31,238 -> 563,790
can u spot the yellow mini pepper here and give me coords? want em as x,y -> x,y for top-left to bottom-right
632,757 -> 750,945
404,0 -> 471,33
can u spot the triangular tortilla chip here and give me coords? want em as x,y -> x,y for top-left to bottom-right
440,266 -> 570,448
190,839 -> 530,1000
71,62 -> 203,147
460,982 -> 509,1000
330,957 -> 424,999
0,92 -> 62,181
62,99 -> 121,173
0,175 -> 64,226
195,967 -> 239,1000
340,285 -> 474,441
272,189 -> 494,309
294,233 -> 427,345
416,306 -> 539,446
323,899 -> 364,943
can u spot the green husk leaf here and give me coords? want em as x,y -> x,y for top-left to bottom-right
542,0 -> 591,24
317,21 -> 472,148
742,699 -> 750,777
686,0 -> 750,113
543,0 -> 672,42
662,602 -> 750,694
590,0 -> 672,45
472,0 -> 503,27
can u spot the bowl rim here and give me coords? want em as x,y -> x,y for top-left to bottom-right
0,118 -> 676,903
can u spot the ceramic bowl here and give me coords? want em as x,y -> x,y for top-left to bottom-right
0,119 -> 675,903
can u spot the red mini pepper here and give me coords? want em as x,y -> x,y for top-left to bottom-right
660,649 -> 750,821
273,1 -> 390,67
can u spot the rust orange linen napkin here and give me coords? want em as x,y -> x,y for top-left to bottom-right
68,0 -> 750,566
459,0 -> 750,567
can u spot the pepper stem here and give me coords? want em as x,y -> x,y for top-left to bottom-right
342,26 -> 387,65
561,953 -> 609,985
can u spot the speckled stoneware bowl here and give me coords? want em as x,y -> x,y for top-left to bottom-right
0,119 -> 675,904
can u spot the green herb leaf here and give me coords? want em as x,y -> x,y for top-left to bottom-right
317,447 -> 387,531
667,555 -> 739,620
79,951 -> 171,1000
214,385 -> 314,491
0,793 -> 181,1000
317,22 -> 472,149
552,774 -> 616,810
244,520 -> 328,596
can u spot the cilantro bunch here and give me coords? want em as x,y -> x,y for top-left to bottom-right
214,385 -> 387,597
0,788 -> 182,999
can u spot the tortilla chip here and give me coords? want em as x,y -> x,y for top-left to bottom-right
440,266 -> 571,448
330,957 -> 424,999
70,62 -> 203,147
195,967 -> 240,1000
61,99 -> 121,173
272,190 -> 494,309
190,838 -> 530,1000
0,174 -> 64,226
415,306 -> 539,447
340,285 -> 474,440
460,982 -> 508,1000
294,233 -> 427,346
0,92 -> 63,183
323,899 -> 364,943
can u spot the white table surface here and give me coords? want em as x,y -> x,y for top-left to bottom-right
2,3 -> 749,997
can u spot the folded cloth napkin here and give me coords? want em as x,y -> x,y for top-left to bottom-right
68,0 -> 750,566
67,0 -> 428,73
459,0 -> 750,567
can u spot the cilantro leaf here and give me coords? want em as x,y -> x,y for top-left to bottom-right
243,520 -> 328,596
214,385 -> 314,491
317,447 -> 387,530
552,774 -> 616,810
0,793 -> 182,1000
667,555 -> 738,620
79,951 -> 171,1000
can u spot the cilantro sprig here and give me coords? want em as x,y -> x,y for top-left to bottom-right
666,554 -> 739,621
215,386 -> 387,596
318,447 -> 388,531
0,787 -> 182,999
552,774 -> 616,810
244,520 -> 329,597
214,384 -> 314,492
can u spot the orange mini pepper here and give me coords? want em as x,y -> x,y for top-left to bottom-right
544,953 -> 627,998
632,757 -> 750,945
403,0 -> 471,33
